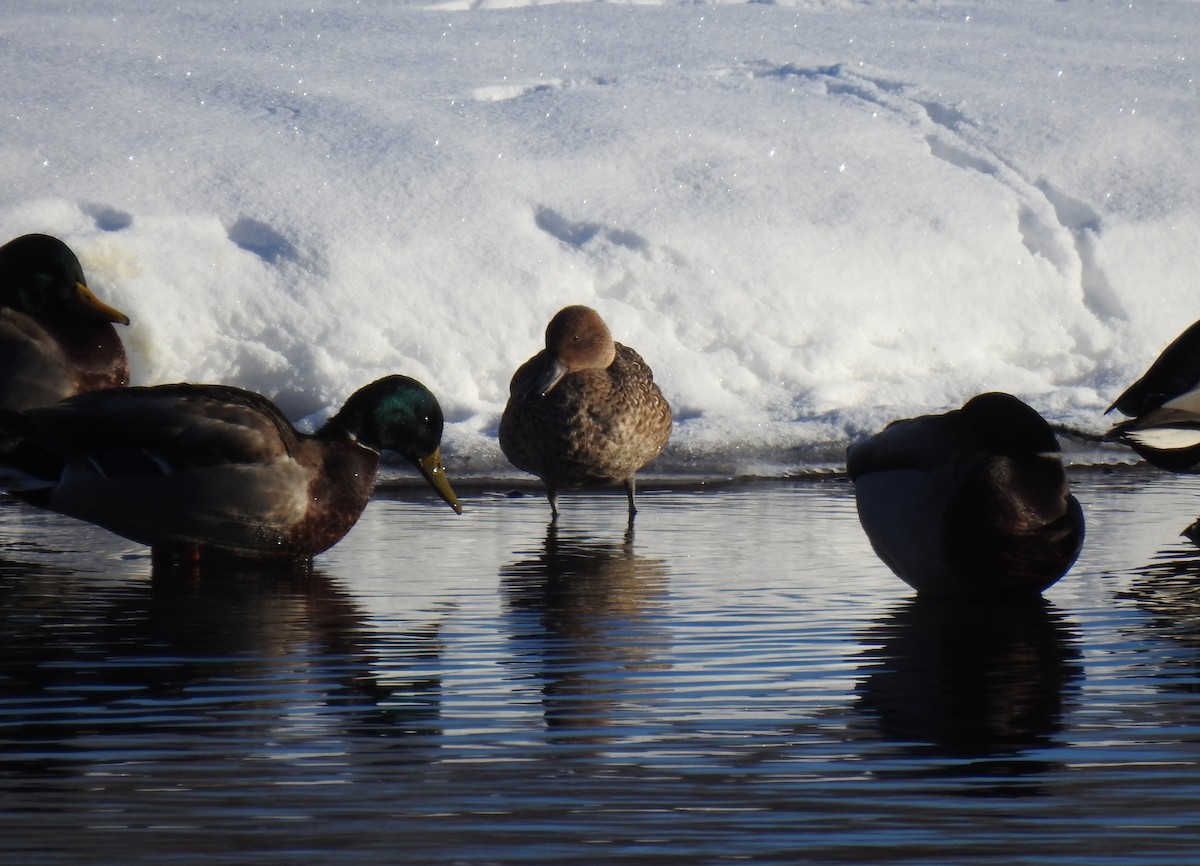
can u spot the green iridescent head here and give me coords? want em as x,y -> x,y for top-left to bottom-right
326,375 -> 462,514
0,233 -> 129,325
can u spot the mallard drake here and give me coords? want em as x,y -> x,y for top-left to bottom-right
0,376 -> 461,562
499,305 -> 672,518
1105,319 -> 1200,471
0,233 -> 130,413
847,392 -> 1084,596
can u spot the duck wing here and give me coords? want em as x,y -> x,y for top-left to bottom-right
0,383 -> 298,481
1106,405 -> 1200,451
846,410 -> 963,479
0,384 -> 327,556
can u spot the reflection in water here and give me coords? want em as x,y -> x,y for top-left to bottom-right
855,595 -> 1084,760
1126,547 -> 1200,644
1123,548 -> 1200,699
7,480 -> 1200,862
501,524 -> 670,743
0,557 -> 443,781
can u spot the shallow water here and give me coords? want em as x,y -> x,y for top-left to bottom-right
3,471 -> 1200,864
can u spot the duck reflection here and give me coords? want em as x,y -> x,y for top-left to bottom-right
0,557 -> 443,777
1116,549 -> 1200,739
501,524 -> 670,743
855,595 -> 1083,759
1124,546 -> 1200,664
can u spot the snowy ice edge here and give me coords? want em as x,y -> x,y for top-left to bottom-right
423,420 -> 1136,485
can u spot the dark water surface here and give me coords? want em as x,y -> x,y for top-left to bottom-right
3,471 -> 1200,864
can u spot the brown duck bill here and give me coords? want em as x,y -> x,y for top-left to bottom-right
72,281 -> 131,326
416,447 -> 463,514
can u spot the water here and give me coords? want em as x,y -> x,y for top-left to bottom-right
3,471 -> 1200,863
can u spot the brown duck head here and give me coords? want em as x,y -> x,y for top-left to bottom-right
526,305 -> 617,398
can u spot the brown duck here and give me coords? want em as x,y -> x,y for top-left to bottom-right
0,233 -> 130,413
500,305 -> 672,518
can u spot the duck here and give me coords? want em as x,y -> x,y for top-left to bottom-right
847,392 -> 1084,597
0,233 -> 130,413
499,304 -> 672,519
1105,318 -> 1200,472
0,375 -> 462,563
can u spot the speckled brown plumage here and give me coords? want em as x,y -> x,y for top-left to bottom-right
499,305 -> 672,518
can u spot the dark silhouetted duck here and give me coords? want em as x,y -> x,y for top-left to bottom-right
1105,319 -> 1200,472
0,233 -> 130,413
499,305 -> 672,519
847,392 -> 1084,597
0,375 -> 461,563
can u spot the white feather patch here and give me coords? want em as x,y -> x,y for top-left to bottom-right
1124,427 -> 1200,451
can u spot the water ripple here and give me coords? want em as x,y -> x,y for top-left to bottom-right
2,476 -> 1200,862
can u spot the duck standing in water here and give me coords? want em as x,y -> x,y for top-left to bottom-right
847,392 -> 1084,597
500,305 -> 672,519
0,375 -> 461,563
1105,318 -> 1200,473
0,233 -> 130,413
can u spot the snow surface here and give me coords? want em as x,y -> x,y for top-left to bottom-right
3,0 -> 1198,478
